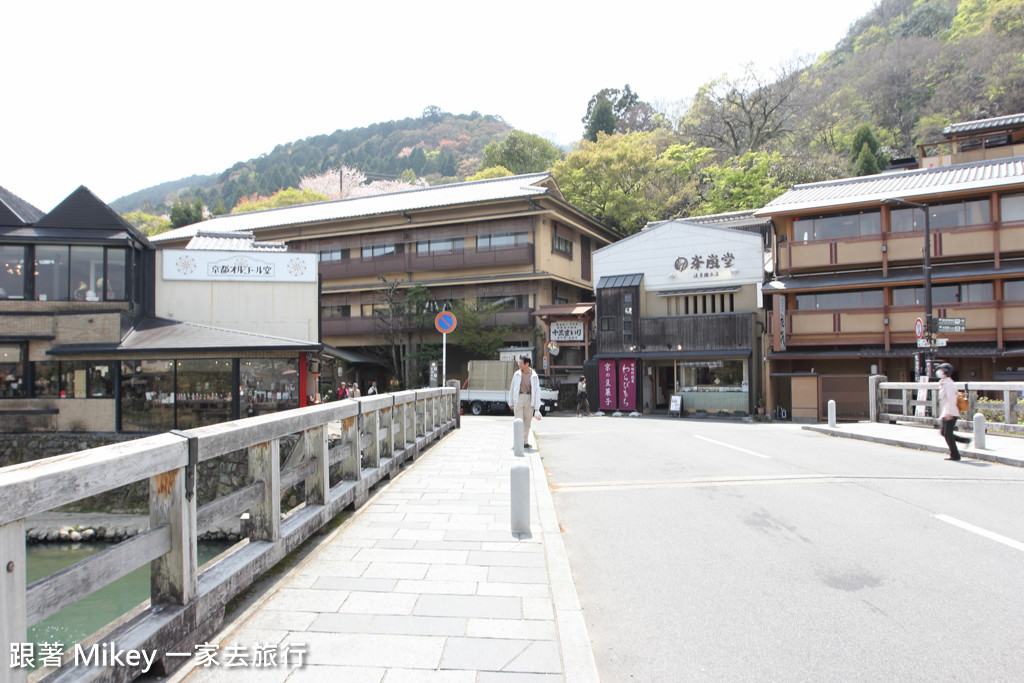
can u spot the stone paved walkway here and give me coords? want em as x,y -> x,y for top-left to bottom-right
175,417 -> 597,682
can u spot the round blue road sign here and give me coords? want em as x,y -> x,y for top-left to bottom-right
435,311 -> 457,334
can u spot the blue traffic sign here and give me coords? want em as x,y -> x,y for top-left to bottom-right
435,311 -> 457,334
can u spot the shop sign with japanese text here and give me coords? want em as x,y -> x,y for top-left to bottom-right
550,321 -> 585,342
598,359 -> 617,410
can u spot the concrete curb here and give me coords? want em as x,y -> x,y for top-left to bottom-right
529,434 -> 600,683
802,425 -> 1024,468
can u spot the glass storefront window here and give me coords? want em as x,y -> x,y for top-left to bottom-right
0,245 -> 26,299
120,360 -> 176,432
241,358 -> 299,417
58,361 -> 114,398
176,359 -> 233,429
1005,279 -> 1024,301
793,290 -> 883,309
1001,193 -> 1024,223
106,247 -> 127,300
33,361 -> 60,397
796,211 -> 881,241
35,245 -> 69,301
1,344 -> 25,398
70,246 -> 105,301
676,360 -> 746,391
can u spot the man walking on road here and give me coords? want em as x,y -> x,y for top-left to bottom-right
937,362 -> 962,461
508,355 -> 541,448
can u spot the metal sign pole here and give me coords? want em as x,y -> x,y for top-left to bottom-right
443,332 -> 447,386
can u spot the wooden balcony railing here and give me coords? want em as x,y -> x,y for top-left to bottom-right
319,244 -> 534,279
598,313 -> 753,354
778,221 -> 1024,273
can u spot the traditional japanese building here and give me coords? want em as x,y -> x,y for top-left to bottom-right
756,116 -> 1024,421
151,173 -> 618,387
0,186 -> 323,433
591,218 -> 769,415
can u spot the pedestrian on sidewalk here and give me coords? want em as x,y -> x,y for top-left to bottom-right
367,381 -> 378,395
577,376 -> 590,417
508,355 -> 541,448
936,362 -> 962,461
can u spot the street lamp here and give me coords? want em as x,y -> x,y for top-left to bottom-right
883,197 -> 932,378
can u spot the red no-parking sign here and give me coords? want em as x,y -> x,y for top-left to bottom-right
435,311 -> 457,334
914,317 -> 924,339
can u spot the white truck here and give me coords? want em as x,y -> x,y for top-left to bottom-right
461,360 -> 558,416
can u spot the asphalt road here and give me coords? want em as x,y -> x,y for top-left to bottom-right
531,414 -> 1024,682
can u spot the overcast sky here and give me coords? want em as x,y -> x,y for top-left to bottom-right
2,0 -> 882,212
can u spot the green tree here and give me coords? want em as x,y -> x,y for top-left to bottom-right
552,132 -> 713,235
466,166 -> 514,181
122,210 -> 172,235
408,147 -> 427,175
169,197 -> 204,228
693,152 -> 791,215
232,187 -> 329,213
211,198 -> 228,216
448,298 -> 509,359
853,142 -> 882,176
479,130 -> 563,175
848,124 -> 888,174
584,97 -> 616,142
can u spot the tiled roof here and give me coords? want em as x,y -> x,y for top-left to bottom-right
682,209 -> 772,233
34,186 -> 152,246
47,316 -> 319,355
944,113 -> 1024,136
152,173 -> 554,243
186,230 -> 287,252
0,185 -> 45,226
755,156 -> 1024,215
596,273 -> 643,289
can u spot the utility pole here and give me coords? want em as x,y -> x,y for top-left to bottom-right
884,198 -> 933,376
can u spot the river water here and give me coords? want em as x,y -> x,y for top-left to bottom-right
27,541 -> 230,654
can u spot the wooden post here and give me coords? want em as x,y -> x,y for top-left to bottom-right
1,519 -> 27,683
380,405 -> 393,459
150,467 -> 197,605
364,407 -> 380,468
868,375 -> 883,423
304,425 -> 329,507
247,439 -> 281,542
340,415 -> 361,481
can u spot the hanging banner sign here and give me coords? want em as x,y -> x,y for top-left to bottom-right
598,359 -> 617,410
619,359 -> 637,411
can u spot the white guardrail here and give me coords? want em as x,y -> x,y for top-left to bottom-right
0,386 -> 459,683
869,377 -> 1024,435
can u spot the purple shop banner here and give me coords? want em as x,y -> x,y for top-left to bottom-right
618,359 -> 637,411
598,359 -> 617,411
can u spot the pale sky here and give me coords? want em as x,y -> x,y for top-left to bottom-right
2,0 -> 882,212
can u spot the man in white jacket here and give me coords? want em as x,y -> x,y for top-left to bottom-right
508,355 -> 541,449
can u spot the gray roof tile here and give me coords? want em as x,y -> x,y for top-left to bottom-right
755,156 -> 1024,215
943,113 -> 1024,136
153,173 -> 554,243
0,185 -> 45,226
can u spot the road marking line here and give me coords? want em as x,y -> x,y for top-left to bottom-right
694,435 -> 771,459
934,514 -> 1024,553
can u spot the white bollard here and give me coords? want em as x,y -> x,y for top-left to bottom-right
513,418 -> 524,457
973,412 -> 986,450
828,399 -> 837,427
511,464 -> 530,535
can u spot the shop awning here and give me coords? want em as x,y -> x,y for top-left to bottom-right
323,345 -> 381,365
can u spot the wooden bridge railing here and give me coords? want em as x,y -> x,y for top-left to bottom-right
0,385 -> 459,683
869,376 -> 1024,435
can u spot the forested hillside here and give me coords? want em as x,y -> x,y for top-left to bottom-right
112,108 -> 511,215
118,0 -> 1024,236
